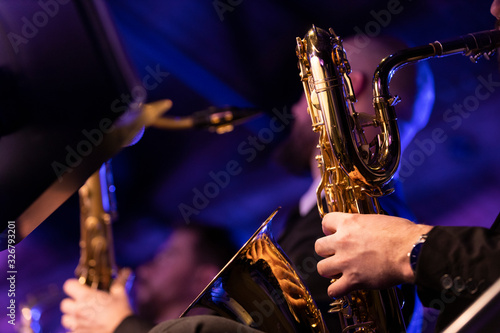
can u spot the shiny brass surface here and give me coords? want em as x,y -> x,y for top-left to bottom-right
75,162 -> 118,291
296,26 -> 405,333
296,25 -> 500,332
181,25 -> 500,333
182,209 -> 328,332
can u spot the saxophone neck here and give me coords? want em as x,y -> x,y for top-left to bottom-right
373,29 -> 500,100
75,162 -> 118,291
371,28 -> 500,188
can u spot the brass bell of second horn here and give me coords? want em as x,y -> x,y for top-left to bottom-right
181,208 -> 328,332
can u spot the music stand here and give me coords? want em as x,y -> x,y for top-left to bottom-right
0,0 -> 158,249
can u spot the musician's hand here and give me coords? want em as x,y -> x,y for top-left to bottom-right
60,268 -> 134,333
315,212 -> 433,298
492,0 -> 500,19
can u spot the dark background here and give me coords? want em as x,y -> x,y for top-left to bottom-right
1,0 -> 499,332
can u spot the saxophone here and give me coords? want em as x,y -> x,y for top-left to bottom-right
75,161 -> 118,291
295,25 -> 500,332
181,26 -> 500,333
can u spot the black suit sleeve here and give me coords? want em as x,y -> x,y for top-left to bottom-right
147,315 -> 264,333
415,225 -> 500,330
113,315 -> 155,333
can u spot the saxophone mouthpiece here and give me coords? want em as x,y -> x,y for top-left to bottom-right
192,106 -> 262,134
151,105 -> 262,133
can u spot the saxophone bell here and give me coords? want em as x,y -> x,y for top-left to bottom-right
181,208 -> 328,333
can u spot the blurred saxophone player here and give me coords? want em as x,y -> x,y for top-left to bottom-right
60,223 -> 239,333
275,33 -> 435,331
314,2 -> 500,332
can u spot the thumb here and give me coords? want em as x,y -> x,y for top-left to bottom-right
110,268 -> 132,295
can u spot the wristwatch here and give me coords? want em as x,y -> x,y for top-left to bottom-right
409,234 -> 428,274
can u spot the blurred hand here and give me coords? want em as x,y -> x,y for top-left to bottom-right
60,268 -> 134,333
492,0 -> 500,19
315,212 -> 433,298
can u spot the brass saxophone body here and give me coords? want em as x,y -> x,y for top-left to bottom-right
296,26 -> 500,332
296,25 -> 405,333
75,162 -> 118,291
180,26 -> 500,333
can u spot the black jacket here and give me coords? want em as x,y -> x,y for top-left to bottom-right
416,216 -> 500,331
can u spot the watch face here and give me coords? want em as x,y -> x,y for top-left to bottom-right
410,242 -> 424,272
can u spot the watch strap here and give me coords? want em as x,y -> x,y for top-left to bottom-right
409,234 -> 428,273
